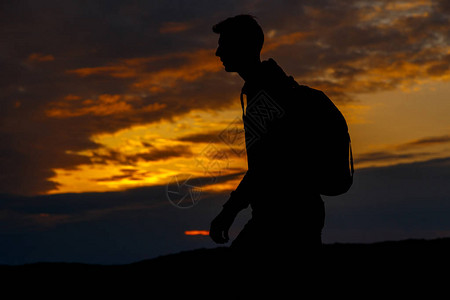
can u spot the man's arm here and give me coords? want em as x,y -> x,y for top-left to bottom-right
223,171 -> 252,212
209,172 -> 251,244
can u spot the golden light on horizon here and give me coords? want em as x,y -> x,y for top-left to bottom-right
47,108 -> 248,194
46,77 -> 450,195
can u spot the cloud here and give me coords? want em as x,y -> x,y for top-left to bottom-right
356,151 -> 433,164
177,130 -> 227,144
0,127 -> 99,195
93,168 -> 142,182
323,156 -> 450,243
89,144 -> 193,166
64,48 -> 229,98
396,134 -> 450,150
356,133 -> 450,166
46,94 -> 167,118
262,31 -> 312,53
0,183 -> 228,264
0,170 -> 244,235
27,53 -> 55,63
159,21 -> 193,34
134,145 -> 193,162
259,0 -> 450,100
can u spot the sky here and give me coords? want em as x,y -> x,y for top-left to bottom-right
0,0 -> 449,264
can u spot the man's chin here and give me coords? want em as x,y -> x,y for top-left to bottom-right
224,64 -> 236,72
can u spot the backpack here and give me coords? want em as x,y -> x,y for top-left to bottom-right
291,83 -> 354,196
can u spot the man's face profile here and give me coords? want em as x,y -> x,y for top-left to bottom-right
215,34 -> 247,72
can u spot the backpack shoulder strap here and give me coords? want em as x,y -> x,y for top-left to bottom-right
349,136 -> 354,177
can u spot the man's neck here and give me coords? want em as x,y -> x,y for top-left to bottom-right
237,59 -> 262,83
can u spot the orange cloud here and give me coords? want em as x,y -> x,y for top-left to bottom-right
46,94 -> 131,117
386,2 -> 431,12
301,45 -> 450,103
27,53 -> 55,62
263,31 -> 312,53
46,94 -> 167,118
184,230 -> 209,236
66,49 -> 221,94
67,65 -> 138,78
66,31 -> 316,97
159,21 -> 192,34
64,94 -> 82,101
132,49 -> 220,91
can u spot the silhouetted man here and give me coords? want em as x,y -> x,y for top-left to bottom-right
209,15 -> 328,261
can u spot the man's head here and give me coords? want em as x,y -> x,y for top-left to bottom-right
213,15 -> 264,72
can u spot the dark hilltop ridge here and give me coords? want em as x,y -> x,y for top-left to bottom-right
2,237 -> 450,275
1,238 -> 449,295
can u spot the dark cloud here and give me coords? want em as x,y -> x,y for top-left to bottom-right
94,169 -> 143,182
1,157 -> 450,264
323,156 -> 450,243
178,130 -> 227,143
356,151 -> 433,164
260,0 -> 450,99
135,144 -> 193,162
355,135 -> 450,164
0,182 -> 218,264
0,123 -> 99,195
0,185 -> 167,233
397,134 -> 450,150
0,170 -> 248,264
356,133 -> 450,165
0,171 -> 243,224
89,144 -> 193,166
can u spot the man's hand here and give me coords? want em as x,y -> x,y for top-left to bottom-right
209,209 -> 237,244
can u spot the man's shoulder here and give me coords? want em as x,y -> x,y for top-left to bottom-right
291,82 -> 325,98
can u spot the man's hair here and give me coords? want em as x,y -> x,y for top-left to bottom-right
212,14 -> 264,53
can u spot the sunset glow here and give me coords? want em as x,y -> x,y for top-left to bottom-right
47,107 -> 248,194
1,0 -> 450,265
1,0 -> 447,197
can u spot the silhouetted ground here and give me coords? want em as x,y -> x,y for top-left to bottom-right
2,238 -> 449,295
